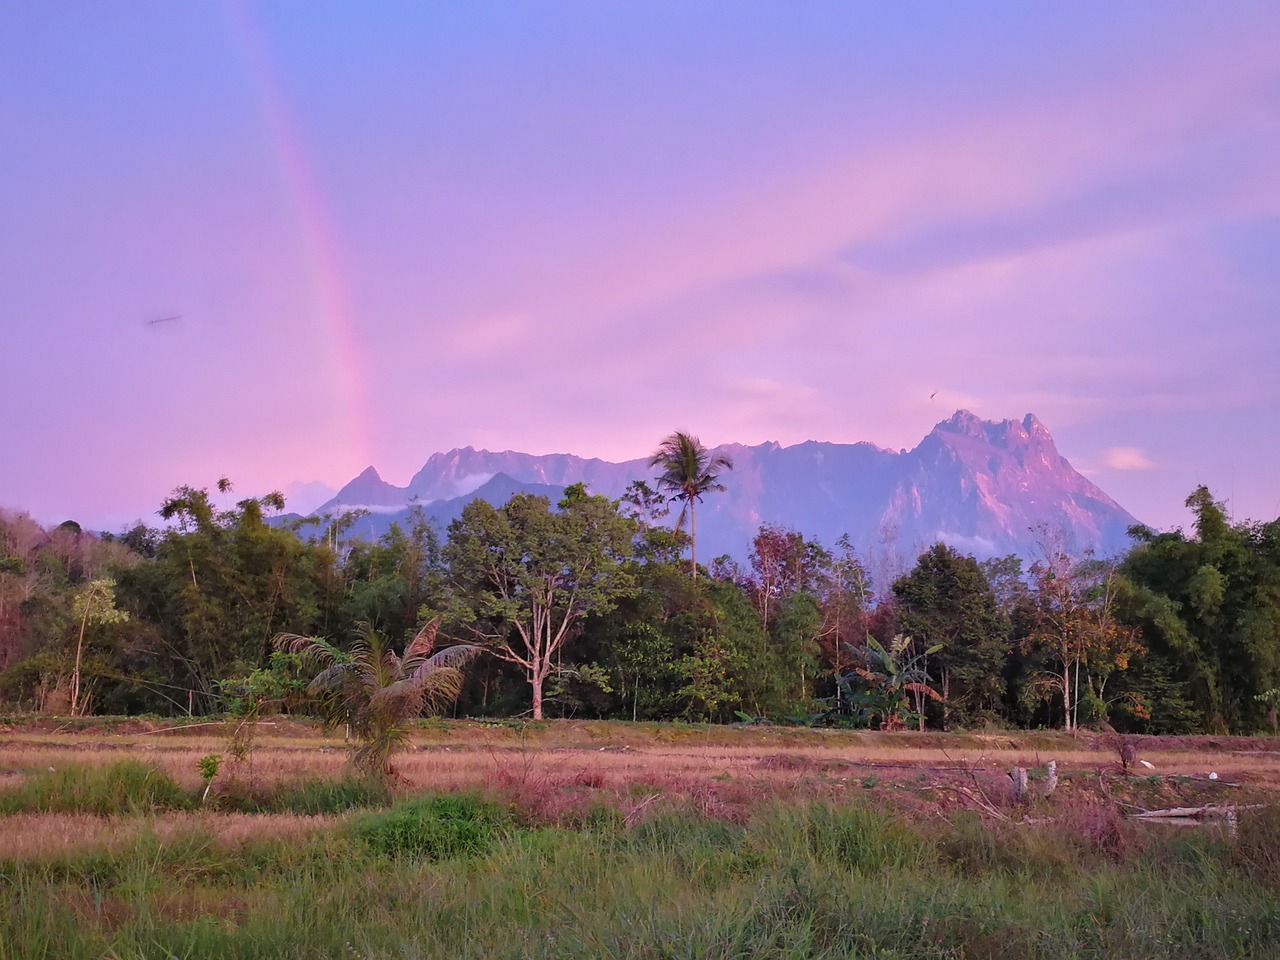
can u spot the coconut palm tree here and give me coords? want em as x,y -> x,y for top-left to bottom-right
274,618 -> 479,775
648,432 -> 734,579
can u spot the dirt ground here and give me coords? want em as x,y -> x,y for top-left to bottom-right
1,716 -> 1275,852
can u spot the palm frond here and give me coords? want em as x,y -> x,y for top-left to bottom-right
706,452 -> 734,473
416,668 -> 468,714
306,662 -> 353,697
403,617 -> 440,660
350,621 -> 379,657
672,502 -> 690,532
405,643 -> 482,680
367,680 -> 426,726
272,633 -> 348,672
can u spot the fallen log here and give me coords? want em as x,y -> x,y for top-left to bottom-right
1129,804 -> 1265,820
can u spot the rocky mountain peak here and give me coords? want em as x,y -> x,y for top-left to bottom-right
305,412 -> 1139,564
328,464 -> 408,509
935,409 -> 988,439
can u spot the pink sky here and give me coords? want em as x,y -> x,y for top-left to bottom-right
2,2 -> 1278,535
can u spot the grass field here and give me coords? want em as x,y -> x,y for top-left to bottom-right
2,717 -> 1278,959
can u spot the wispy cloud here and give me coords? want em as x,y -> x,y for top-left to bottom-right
1103,447 -> 1156,471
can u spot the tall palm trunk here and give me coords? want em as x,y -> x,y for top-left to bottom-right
648,431 -> 732,583
689,496 -> 697,579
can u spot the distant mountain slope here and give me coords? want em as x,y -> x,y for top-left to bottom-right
293,411 -> 1139,564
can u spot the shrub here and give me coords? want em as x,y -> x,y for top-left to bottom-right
0,761 -> 190,815
350,794 -> 510,861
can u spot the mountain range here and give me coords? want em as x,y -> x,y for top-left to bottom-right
286,411 -> 1139,569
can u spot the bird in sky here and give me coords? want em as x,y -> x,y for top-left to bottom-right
145,315 -> 181,326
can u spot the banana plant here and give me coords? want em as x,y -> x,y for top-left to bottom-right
843,634 -> 943,731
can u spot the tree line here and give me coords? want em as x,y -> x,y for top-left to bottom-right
2,435 -> 1278,734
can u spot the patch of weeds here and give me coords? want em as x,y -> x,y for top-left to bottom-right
619,812 -> 745,858
861,776 -> 879,789
752,802 -> 930,875
582,805 -> 625,833
937,813 -> 1070,880
0,761 -> 190,815
216,776 -> 390,815
1232,805 -> 1280,886
568,768 -> 607,789
799,803 -> 931,873
1056,802 -> 1139,861
350,793 -> 510,861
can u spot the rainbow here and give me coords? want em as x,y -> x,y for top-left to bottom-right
223,1 -> 373,471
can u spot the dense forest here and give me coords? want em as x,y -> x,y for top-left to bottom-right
2,465 -> 1278,734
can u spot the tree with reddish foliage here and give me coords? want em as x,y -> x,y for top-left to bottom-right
746,524 -> 827,629
815,534 -> 873,687
1023,549 -> 1143,732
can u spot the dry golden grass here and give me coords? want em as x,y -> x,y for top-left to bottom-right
4,721 -> 1279,786
2,718 -> 1278,836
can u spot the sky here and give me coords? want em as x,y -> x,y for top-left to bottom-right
2,1 -> 1278,535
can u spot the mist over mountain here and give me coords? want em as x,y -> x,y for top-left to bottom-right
292,411 -> 1139,566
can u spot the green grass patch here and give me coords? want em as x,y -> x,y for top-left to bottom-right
350,793 -> 510,861
0,761 -> 190,816
2,794 -> 1279,959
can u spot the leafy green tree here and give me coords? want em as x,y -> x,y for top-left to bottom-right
621,480 -> 689,566
0,511 -> 139,712
770,591 -> 823,708
116,481 -> 337,709
276,619 -> 478,775
69,578 -> 129,715
587,560 -> 701,720
893,544 -> 1009,728
339,506 -> 446,644
680,630 -> 746,721
648,432 -> 734,579
444,485 -> 636,719
979,554 -> 1031,615
677,582 -> 780,721
745,525 -> 829,707
1119,487 -> 1280,731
